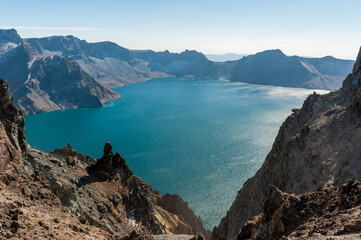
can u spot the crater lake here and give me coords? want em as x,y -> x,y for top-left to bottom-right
25,77 -> 328,229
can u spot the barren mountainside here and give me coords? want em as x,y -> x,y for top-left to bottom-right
212,48 -> 361,239
234,181 -> 361,239
0,29 -> 120,114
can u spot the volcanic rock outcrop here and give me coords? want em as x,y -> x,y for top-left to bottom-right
0,78 -> 207,239
212,48 -> 361,240
87,141 -> 133,180
235,180 -> 361,239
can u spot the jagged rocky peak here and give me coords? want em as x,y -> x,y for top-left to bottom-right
180,49 -> 208,60
25,34 -> 87,57
88,141 -> 133,179
0,79 -> 27,153
0,29 -> 22,44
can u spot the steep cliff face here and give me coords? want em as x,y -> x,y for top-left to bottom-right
12,56 -> 119,114
0,79 -> 27,153
0,30 -> 120,114
212,48 -> 361,239
0,79 -> 24,173
0,79 -> 206,239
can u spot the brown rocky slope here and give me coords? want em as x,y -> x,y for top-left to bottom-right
234,180 -> 361,239
0,78 -> 207,239
212,47 -> 361,240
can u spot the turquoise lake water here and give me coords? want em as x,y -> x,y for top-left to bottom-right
25,77 -> 327,229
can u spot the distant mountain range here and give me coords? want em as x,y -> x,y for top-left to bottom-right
0,29 -> 355,114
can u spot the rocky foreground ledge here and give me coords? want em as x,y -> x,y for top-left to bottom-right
234,180 -> 361,239
0,78 -> 209,239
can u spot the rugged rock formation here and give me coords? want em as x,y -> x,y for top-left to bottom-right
0,79 -> 26,153
234,180 -> 361,239
0,78 -> 207,239
0,29 -> 354,114
0,29 -> 119,114
0,79 -> 24,171
87,141 -> 133,180
13,55 -> 119,114
0,78 -> 112,239
24,35 -> 169,88
212,48 -> 361,240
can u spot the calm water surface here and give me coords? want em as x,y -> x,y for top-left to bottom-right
25,77 -> 327,229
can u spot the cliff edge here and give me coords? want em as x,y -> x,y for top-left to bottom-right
212,47 -> 361,239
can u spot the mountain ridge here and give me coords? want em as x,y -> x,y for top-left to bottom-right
0,29 -> 355,114
0,29 -> 120,114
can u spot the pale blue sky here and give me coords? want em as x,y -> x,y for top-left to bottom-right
1,0 -> 360,59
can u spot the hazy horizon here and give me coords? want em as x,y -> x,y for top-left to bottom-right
1,0 -> 360,60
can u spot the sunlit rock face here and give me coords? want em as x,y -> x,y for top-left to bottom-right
212,48 -> 361,239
